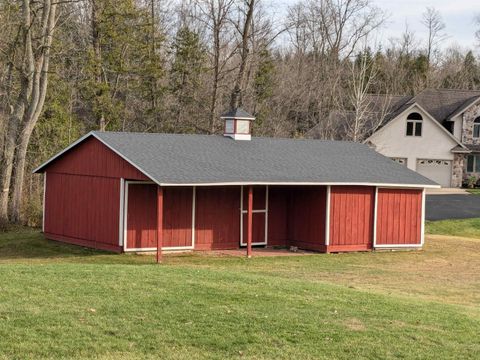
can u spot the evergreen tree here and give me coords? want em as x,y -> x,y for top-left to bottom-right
169,26 -> 206,132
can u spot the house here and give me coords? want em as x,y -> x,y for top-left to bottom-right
34,109 -> 437,257
310,89 -> 480,188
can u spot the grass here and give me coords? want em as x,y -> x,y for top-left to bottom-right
426,217 -> 480,238
0,228 -> 479,359
466,188 -> 480,195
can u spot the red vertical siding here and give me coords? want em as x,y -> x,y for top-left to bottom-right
43,136 -> 150,251
242,186 -> 266,210
164,187 -> 193,247
126,184 -> 157,249
46,136 -> 149,180
288,187 -> 327,251
194,187 -> 240,250
242,212 -> 266,244
329,186 -> 374,251
44,172 -> 121,252
267,187 -> 288,246
126,185 -> 194,249
376,188 -> 422,245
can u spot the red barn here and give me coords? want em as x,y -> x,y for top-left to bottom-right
34,109 -> 437,257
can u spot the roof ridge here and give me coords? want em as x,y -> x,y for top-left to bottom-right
95,130 -> 360,144
420,87 -> 480,94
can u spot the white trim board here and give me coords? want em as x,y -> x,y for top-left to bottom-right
372,186 -> 378,247
118,178 -> 125,246
157,181 -> 439,189
374,244 -> 423,249
325,185 -> 331,246
42,173 -> 47,233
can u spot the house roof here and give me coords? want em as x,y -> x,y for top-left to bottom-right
465,144 -> 480,153
221,108 -> 255,119
413,89 -> 480,121
34,131 -> 437,188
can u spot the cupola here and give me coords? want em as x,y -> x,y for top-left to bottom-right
221,108 -> 255,141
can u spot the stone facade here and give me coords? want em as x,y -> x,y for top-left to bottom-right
452,153 -> 466,187
461,103 -> 480,145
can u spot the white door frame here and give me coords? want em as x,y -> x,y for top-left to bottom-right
239,185 -> 269,246
122,180 -> 196,252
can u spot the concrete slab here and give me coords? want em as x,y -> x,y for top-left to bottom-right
426,188 -> 469,195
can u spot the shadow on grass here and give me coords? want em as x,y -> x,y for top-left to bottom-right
0,228 -> 161,265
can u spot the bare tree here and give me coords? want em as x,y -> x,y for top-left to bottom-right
230,0 -> 255,109
475,14 -> 480,47
197,0 -> 235,133
0,0 -> 58,223
422,7 -> 447,66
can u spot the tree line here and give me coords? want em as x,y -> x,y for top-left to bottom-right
1,0 -> 479,226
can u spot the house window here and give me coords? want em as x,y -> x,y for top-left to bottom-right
467,155 -> 480,173
390,157 -> 407,166
473,117 -> 480,138
406,112 -> 423,136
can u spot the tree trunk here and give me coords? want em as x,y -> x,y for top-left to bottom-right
91,0 -> 105,131
10,0 -> 57,223
0,0 -> 34,223
230,0 -> 255,110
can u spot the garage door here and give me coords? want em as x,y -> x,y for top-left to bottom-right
416,159 -> 452,187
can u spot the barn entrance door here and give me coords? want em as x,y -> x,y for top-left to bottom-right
240,186 -> 268,246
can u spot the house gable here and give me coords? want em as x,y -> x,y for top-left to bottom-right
366,103 -> 461,170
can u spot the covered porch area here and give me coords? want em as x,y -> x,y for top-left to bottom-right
121,182 -> 407,262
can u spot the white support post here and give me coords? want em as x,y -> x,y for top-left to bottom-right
191,186 -> 196,248
421,188 -> 426,246
42,173 -> 47,233
265,185 -> 269,244
240,185 -> 244,246
118,178 -> 125,246
325,185 -> 331,246
123,181 -> 129,252
373,187 -> 378,248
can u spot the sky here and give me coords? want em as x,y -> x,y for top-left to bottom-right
372,0 -> 477,49
276,0 -> 478,51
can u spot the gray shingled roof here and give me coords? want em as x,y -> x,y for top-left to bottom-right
221,108 -> 255,119
372,89 -> 480,127
36,131 -> 436,187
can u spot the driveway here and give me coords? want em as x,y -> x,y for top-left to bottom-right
426,194 -> 480,221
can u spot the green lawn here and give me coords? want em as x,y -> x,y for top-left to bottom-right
466,189 -> 480,195
0,228 -> 479,359
426,217 -> 480,238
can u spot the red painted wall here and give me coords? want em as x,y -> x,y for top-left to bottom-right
194,187 -> 240,250
288,187 -> 327,251
126,184 -> 157,249
376,189 -> 422,245
46,137 -> 149,180
164,187 -> 193,247
43,136 -> 148,252
267,187 -> 289,247
329,186 -> 374,251
126,185 -> 194,249
44,173 -> 121,252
